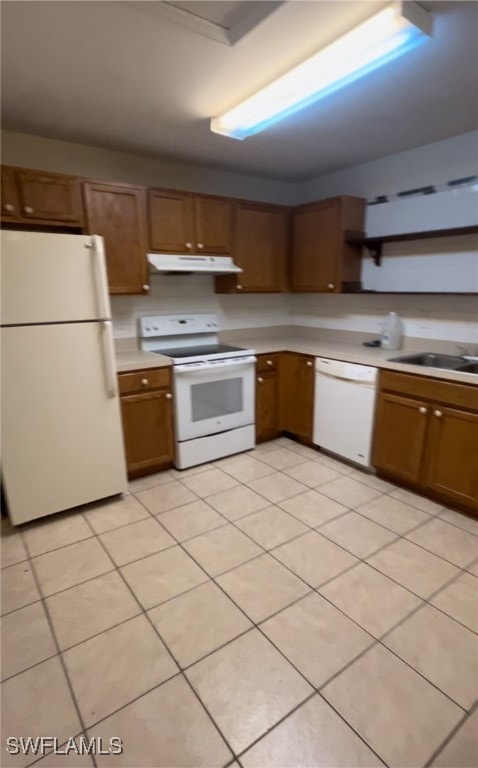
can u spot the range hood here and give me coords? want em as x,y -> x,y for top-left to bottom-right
148,253 -> 242,275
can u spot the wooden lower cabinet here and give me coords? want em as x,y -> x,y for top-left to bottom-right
280,352 -> 315,442
118,368 -> 174,477
255,354 -> 280,442
372,392 -> 429,485
422,406 -> 478,510
373,371 -> 478,513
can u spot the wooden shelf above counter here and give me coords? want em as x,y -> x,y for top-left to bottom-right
346,225 -> 478,266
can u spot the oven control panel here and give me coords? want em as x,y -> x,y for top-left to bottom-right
139,314 -> 219,338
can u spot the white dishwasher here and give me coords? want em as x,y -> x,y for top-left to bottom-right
313,358 -> 378,468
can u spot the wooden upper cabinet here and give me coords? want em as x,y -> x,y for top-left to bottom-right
83,181 -> 149,295
1,166 -> 20,219
423,406 -> 478,511
216,201 -> 289,293
149,189 -> 195,253
194,194 -> 233,254
148,189 -> 232,255
291,196 -> 365,293
1,166 -> 82,225
372,392 -> 428,485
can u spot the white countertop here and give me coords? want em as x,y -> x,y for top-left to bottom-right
115,349 -> 172,373
229,335 -> 478,386
114,335 -> 478,385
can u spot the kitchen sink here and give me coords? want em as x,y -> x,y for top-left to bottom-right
389,353 -> 478,375
455,362 -> 478,374
389,353 -> 468,370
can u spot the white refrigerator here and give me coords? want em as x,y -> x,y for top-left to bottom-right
1,230 -> 127,525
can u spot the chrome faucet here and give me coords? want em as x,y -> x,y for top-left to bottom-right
456,345 -> 471,357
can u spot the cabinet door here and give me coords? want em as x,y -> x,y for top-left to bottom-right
280,353 -> 314,441
422,406 -> 478,511
373,392 -> 428,485
16,169 -> 82,224
149,189 -> 194,252
291,200 -> 340,292
120,390 -> 174,476
194,194 -> 233,254
1,166 -> 20,220
83,182 -> 148,295
229,202 -> 288,293
256,371 -> 279,442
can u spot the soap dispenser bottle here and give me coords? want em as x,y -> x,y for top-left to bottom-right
381,312 -> 403,351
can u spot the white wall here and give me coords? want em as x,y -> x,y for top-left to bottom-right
1,130 -> 297,205
296,130 -> 478,202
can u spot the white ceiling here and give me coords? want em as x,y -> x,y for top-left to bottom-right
1,0 -> 477,181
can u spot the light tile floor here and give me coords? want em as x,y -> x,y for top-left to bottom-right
1,436 -> 477,768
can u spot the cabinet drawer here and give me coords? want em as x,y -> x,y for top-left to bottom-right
256,353 -> 281,373
380,370 -> 478,412
118,367 -> 171,394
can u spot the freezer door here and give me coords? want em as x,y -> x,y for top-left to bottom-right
1,322 -> 127,525
1,231 -> 111,325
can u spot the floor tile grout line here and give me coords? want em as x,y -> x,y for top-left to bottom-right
170,470 -> 478,644
6,474 -> 470,768
5,456 -> 476,732
313,579 -> 472,713
79,511 -> 240,765
424,701 -> 478,767
4,453 -> 474,758
0,650 -> 60,685
18,531 -> 99,768
133,475 -> 472,748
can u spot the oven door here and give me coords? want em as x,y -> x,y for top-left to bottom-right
173,356 -> 256,441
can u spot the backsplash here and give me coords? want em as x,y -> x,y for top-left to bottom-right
289,293 -> 478,347
110,274 -> 289,338
111,274 -> 477,350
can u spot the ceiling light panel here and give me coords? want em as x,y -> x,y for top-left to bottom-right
211,1 -> 432,140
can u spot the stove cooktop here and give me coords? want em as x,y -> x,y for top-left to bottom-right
153,344 -> 250,361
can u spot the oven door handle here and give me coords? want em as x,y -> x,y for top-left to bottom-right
174,356 -> 256,375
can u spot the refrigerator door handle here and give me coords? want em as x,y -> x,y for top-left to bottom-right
91,235 -> 111,320
101,321 -> 117,398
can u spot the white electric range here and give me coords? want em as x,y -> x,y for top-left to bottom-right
139,314 -> 256,468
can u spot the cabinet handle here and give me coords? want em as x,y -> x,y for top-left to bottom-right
3,203 -> 15,212
266,360 -> 273,366
236,284 -> 243,290
327,283 -> 335,290
197,243 -> 204,249
185,242 -> 192,249
23,206 -> 34,214
142,284 -> 149,292
141,378 -> 149,386
434,410 -> 443,418
419,406 -> 427,414
165,392 -> 172,399
257,377 -> 264,383
306,361 -> 313,367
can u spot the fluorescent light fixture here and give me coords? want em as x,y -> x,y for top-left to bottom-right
211,1 -> 432,140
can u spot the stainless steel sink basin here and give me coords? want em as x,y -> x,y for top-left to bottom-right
388,353 -> 467,370
455,362 -> 478,374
